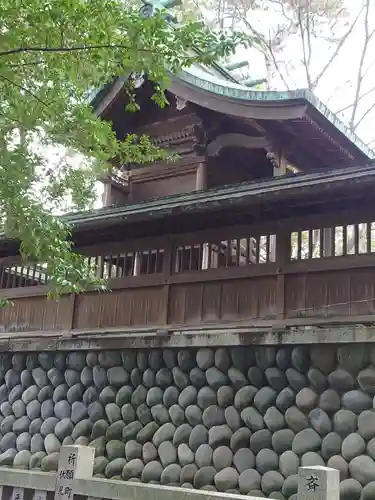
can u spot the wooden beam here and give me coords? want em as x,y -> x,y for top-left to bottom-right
207,133 -> 270,156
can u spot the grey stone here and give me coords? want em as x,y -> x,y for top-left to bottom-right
358,410 -> 375,440
54,418 -> 73,441
66,352 -> 86,370
131,385 -> 147,407
368,438 -> 375,460
80,367 -> 93,387
206,367 -> 228,390
301,451 -> 325,467
26,400 -> 41,420
189,425 -> 208,452
342,433 -> 366,461
333,409 -> 358,437
93,366 -> 108,390
120,403 -> 135,423
125,439 -> 142,460
115,385 -> 132,406
228,367 -> 247,389
9,385 -> 23,405
361,481 -> 375,500
193,443 -> 212,469
233,448 -> 255,473
250,429 -> 272,454
142,368 -> 155,388
310,345 -> 336,374
153,422 -> 176,448
203,405 -> 225,428
209,425 -> 232,448
0,432 -> 16,451
239,469 -> 261,494
231,427 -> 251,453
40,417 -> 58,437
12,400 -> 25,418
31,368 -> 47,388
276,387 -> 296,413
185,405 -> 202,426
161,349 -> 175,369
214,467 -> 239,492
350,455 -> 375,485
328,455 -> 349,480
71,419 -> 92,440
136,403 -> 152,425
338,344 -> 368,375
254,387 -> 277,414
281,474 -> 298,498
329,369 -> 355,392
16,432 -> 31,451
120,350 -> 136,370
1,415 -> 15,433
292,428 -> 322,455
196,348 -> 214,370
1,401 -> 13,417
98,351 -> 122,368
272,429 -> 295,454
30,451 -> 46,469
291,346 -> 309,373
173,423 -> 192,446
29,418 -> 42,436
224,406 -> 241,432
296,387 -> 318,412
212,446 -> 232,471
13,416 -> 31,434
339,479 -> 362,500
143,442 -> 157,463
136,422 -> 158,444
67,383 -> 84,404
131,368 -> 142,386
156,368 -> 173,388
189,367 -> 206,388
261,471 -> 284,496
54,400 -> 71,419
106,421 -> 125,441
152,404 -> 170,425
217,386 -> 234,408
285,406 -> 309,433
44,434 -> 61,454
197,386 -> 216,409
177,350 -> 195,372
359,365 -> 375,395
147,349 -> 162,371
241,407 -> 264,431
158,441 -> 177,467
47,368 -> 64,387
38,385 -> 53,403
64,368 -> 81,387
309,408 -> 332,436
169,404 -> 185,426
214,348 -> 231,372
12,354 -> 25,372
279,450 -> 300,477
25,354 -> 38,371
5,369 -> 20,389
319,388 -> 341,413
105,458 -> 127,478
83,387 -> 99,406
141,461 -> 163,483
163,386 -> 179,408
161,463 -> 181,485
41,452 -> 59,472
256,448 -> 278,474
286,368 -> 306,392
193,466 -> 216,488
248,366 -> 264,388
91,419 -> 109,439
22,385 -> 38,405
99,386 -> 116,405
256,347 -> 276,370
265,367 -> 287,392
75,437 -> 89,446
234,385 -> 257,410
321,432 -> 342,460
122,458 -> 144,480
106,439 -> 125,460
307,367 -> 327,393
0,386 -> 7,407
93,456 -> 108,475
54,353 -> 66,371
41,399 -> 54,419
178,386 -> 197,409
178,443 -> 194,466
105,403 -> 121,423
136,351 -> 148,372
231,347 -> 253,370
145,388 -> 162,408
20,370 -> 32,389
264,407 -> 285,432
343,390 -> 372,414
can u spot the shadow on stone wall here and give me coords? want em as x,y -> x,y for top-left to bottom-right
0,345 -> 375,499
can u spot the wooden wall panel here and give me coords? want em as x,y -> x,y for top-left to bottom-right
168,277 -> 278,325
73,287 -> 166,329
0,295 -> 73,332
131,172 -> 196,202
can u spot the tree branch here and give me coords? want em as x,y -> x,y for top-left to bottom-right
0,75 -> 48,107
335,85 -> 375,114
0,44 -> 153,58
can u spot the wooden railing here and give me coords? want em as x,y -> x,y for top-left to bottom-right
1,209 -> 375,332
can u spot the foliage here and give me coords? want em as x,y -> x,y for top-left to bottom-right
0,0 -> 250,298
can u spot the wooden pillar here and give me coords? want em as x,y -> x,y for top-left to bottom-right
101,182 -> 112,206
323,228 -> 333,257
196,162 -> 207,191
133,252 -> 141,276
275,229 -> 290,319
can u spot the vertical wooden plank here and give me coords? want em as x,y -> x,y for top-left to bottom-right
161,239 -> 173,325
275,229 -> 289,319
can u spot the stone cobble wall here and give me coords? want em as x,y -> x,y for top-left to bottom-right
1,345 -> 375,499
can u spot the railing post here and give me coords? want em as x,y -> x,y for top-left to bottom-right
298,466 -> 339,499
55,445 -> 95,500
